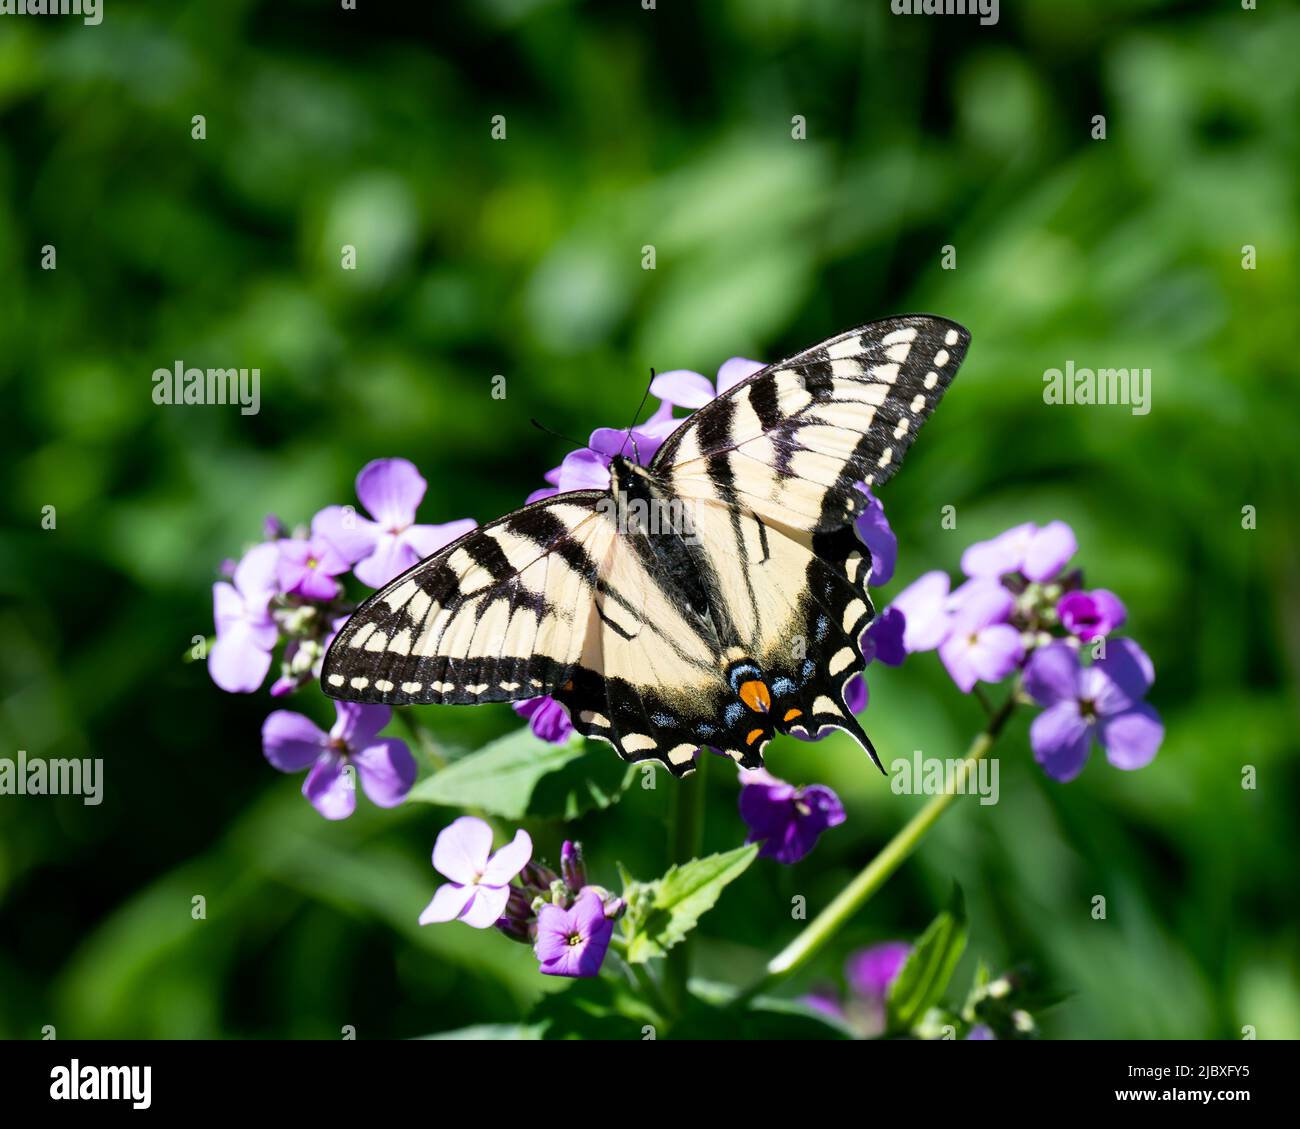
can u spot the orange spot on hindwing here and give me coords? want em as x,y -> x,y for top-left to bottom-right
745,728 -> 764,746
783,708 -> 803,723
738,679 -> 771,713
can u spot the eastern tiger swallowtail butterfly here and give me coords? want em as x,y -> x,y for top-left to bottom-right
322,316 -> 969,777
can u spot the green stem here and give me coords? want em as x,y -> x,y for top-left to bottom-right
734,691 -> 1019,1006
663,753 -> 706,1013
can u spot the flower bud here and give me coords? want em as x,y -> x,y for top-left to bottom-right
560,840 -> 587,890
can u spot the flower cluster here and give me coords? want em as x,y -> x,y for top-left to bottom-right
419,818 -> 624,978
209,457 -> 474,698
877,520 -> 1163,781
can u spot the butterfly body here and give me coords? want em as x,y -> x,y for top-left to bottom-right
323,316 -> 970,777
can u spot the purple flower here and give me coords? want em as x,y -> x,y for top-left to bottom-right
845,940 -> 912,1000
842,675 -> 869,715
209,541 -> 281,693
889,570 -> 953,653
1057,588 -> 1126,642
650,357 -> 764,410
738,768 -> 845,864
961,520 -> 1077,583
938,581 -> 1024,693
419,817 -> 533,929
842,607 -> 908,714
1023,639 -> 1163,781
863,606 -> 907,667
526,403 -> 679,503
534,891 -> 614,977
512,696 -> 573,744
853,486 -> 897,586
803,940 -> 910,1035
313,458 -> 476,589
276,535 -> 350,601
262,701 -> 416,819
966,1024 -> 995,1040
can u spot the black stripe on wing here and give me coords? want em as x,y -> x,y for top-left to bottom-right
321,491 -> 609,706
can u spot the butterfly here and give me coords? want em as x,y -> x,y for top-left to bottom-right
322,315 -> 969,777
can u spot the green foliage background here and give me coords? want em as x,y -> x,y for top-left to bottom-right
1,0 -> 1296,1039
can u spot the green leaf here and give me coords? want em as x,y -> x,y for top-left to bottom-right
887,883 -> 969,1034
621,845 -> 759,964
406,727 -> 633,820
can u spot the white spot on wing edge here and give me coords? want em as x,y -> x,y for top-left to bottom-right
842,599 -> 867,634
623,733 -> 657,753
328,674 -> 345,687
944,328 -> 959,346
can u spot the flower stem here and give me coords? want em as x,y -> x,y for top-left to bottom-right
663,752 -> 706,1014
733,691 -> 1019,1007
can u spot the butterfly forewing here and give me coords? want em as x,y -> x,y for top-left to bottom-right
321,492 -> 615,705
655,315 -> 969,532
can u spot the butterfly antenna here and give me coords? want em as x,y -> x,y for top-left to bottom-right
530,417 -> 589,451
619,368 -> 656,460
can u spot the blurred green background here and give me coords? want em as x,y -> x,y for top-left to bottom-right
1,0 -> 1297,1039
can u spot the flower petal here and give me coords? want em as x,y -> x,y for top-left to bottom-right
1098,703 -> 1163,770
964,624 -> 1025,684
947,579 -> 1014,632
431,816 -> 494,884
1029,700 -> 1093,782
890,570 -> 952,652
716,357 -> 765,394
513,696 -> 573,743
353,738 -> 417,807
355,457 -> 427,530
331,700 -> 392,749
864,606 -> 907,667
403,518 -> 476,560
459,882 -> 511,929
853,487 -> 896,586
1092,637 -> 1155,712
588,427 -> 634,459
233,540 -> 282,600
843,674 -> 868,714
208,624 -> 274,693
649,368 -> 716,409
960,522 -> 1035,578
303,753 -> 357,820
845,941 -> 912,1000
311,504 -> 382,565
555,448 -> 612,493
1022,642 -> 1082,707
352,532 -> 419,589
481,829 -> 533,887
261,710 -> 326,772
418,882 -> 476,925
1023,520 -> 1076,582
